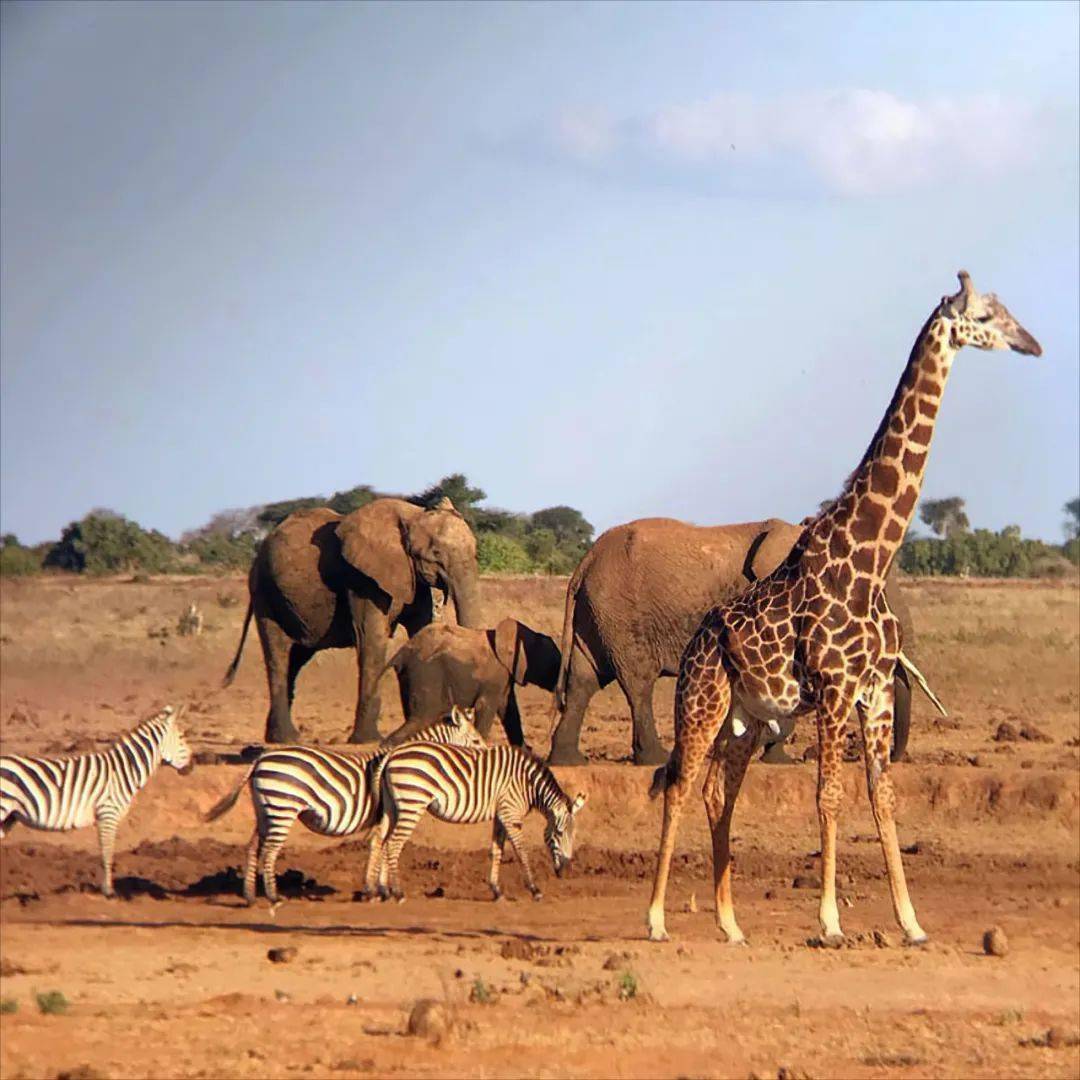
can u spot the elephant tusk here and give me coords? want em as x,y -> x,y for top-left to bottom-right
898,651 -> 947,718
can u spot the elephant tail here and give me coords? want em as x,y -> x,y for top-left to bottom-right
553,550 -> 593,712
222,598 -> 255,688
204,761 -> 258,823
648,753 -> 677,800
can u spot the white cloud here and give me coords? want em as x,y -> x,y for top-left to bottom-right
550,90 -> 1053,196
551,106 -> 617,163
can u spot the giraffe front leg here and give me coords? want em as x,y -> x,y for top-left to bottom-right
858,685 -> 927,945
488,819 -> 507,901
815,690 -> 851,945
703,712 -> 758,945
647,648 -> 731,943
95,809 -> 120,899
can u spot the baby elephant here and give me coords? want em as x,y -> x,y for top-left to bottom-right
382,618 -> 560,747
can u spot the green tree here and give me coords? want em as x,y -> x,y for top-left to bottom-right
1065,497 -> 1080,541
413,474 -> 487,525
918,496 -> 970,539
327,485 -> 378,515
45,512 -> 177,574
476,533 -> 532,574
530,505 -> 594,559
0,534 -> 41,576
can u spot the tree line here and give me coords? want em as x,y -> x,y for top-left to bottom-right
0,474 -> 595,577
1,486 -> 1076,579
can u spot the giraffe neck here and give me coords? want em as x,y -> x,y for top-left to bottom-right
805,311 -> 958,581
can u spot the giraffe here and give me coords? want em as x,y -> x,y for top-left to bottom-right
646,271 -> 1041,946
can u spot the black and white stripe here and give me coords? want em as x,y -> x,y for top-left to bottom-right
370,743 -> 587,901
204,707 -> 485,907
0,706 -> 193,896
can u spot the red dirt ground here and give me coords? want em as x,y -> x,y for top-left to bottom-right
1,574 -> 1078,1079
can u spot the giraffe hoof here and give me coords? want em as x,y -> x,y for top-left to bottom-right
722,934 -> 748,947
904,932 -> 929,948
813,933 -> 846,950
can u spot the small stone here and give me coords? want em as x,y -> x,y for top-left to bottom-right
1019,722 -> 1051,743
407,998 -> 451,1044
764,889 -> 777,900
983,927 -> 1008,957
267,947 -> 298,964
993,722 -> 1019,743
274,989 -> 291,1003
346,994 -> 358,1006
872,930 -> 894,949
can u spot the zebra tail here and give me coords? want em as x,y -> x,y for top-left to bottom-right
648,754 -> 678,800
204,762 -> 257,822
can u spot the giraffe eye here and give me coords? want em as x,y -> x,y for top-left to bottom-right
975,314 -> 993,324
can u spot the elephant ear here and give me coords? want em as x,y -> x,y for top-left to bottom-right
747,519 -> 804,582
336,500 -> 416,610
493,618 -> 528,685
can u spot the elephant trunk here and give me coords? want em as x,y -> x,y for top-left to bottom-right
448,571 -> 482,629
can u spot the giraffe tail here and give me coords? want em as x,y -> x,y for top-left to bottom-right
648,755 -> 677,800
898,650 -> 947,718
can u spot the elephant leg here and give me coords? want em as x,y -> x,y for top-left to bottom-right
399,584 -> 434,637
619,672 -> 667,767
256,615 -> 301,743
548,644 -> 601,765
499,686 -> 525,747
891,668 -> 912,762
348,597 -> 390,744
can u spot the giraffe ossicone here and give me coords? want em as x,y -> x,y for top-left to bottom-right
646,271 -> 1041,946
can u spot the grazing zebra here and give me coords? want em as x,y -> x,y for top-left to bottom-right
0,706 -> 193,897
204,706 -> 485,908
368,743 -> 586,902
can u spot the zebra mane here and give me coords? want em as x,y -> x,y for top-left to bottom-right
512,745 -> 570,812
110,709 -> 174,758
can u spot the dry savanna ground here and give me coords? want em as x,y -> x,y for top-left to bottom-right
0,572 -> 1078,1080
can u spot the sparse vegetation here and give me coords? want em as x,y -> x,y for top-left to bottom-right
35,990 -> 69,1015
469,977 -> 493,1004
0,998 -> 18,1014
617,971 -> 638,1001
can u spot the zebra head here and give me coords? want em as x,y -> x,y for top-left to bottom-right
160,707 -> 194,774
545,792 -> 587,877
443,705 -> 486,750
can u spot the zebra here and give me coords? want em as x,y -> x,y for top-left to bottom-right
204,705 -> 486,908
0,706 -> 193,897
367,742 -> 587,902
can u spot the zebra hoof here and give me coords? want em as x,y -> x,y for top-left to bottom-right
490,889 -> 503,902
101,887 -> 115,900
530,890 -> 543,903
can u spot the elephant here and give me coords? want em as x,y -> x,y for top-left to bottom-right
223,497 -> 482,744
380,618 -> 561,748
549,517 -> 920,766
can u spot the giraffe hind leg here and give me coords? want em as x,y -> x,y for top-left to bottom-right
815,689 -> 851,944
703,710 -> 758,944
647,650 -> 732,942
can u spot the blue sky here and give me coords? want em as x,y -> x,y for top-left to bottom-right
2,1 -> 1077,545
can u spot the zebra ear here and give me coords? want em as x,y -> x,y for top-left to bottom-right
449,705 -> 465,727
570,793 -> 587,815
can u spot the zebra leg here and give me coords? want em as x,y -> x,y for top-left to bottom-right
359,816 -> 390,901
95,809 -> 121,899
488,820 -> 508,901
381,812 -> 423,903
501,818 -> 541,901
259,811 -> 298,912
243,827 -> 261,906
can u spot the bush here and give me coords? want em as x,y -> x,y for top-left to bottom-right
0,998 -> 17,1014
477,533 -> 532,574
183,531 -> 260,570
899,529 -> 1078,579
44,513 -> 177,575
0,536 -> 41,576
35,990 -> 68,1015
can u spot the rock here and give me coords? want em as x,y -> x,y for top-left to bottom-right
407,998 -> 451,1044
872,930 -> 895,949
994,722 -> 1019,743
602,951 -> 631,971
274,989 -> 291,1003
267,947 -> 298,964
792,874 -> 821,890
499,940 -> 544,962
1019,722 -> 1051,743
983,927 -> 1008,957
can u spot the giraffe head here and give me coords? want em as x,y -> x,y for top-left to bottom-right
940,271 -> 1042,356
